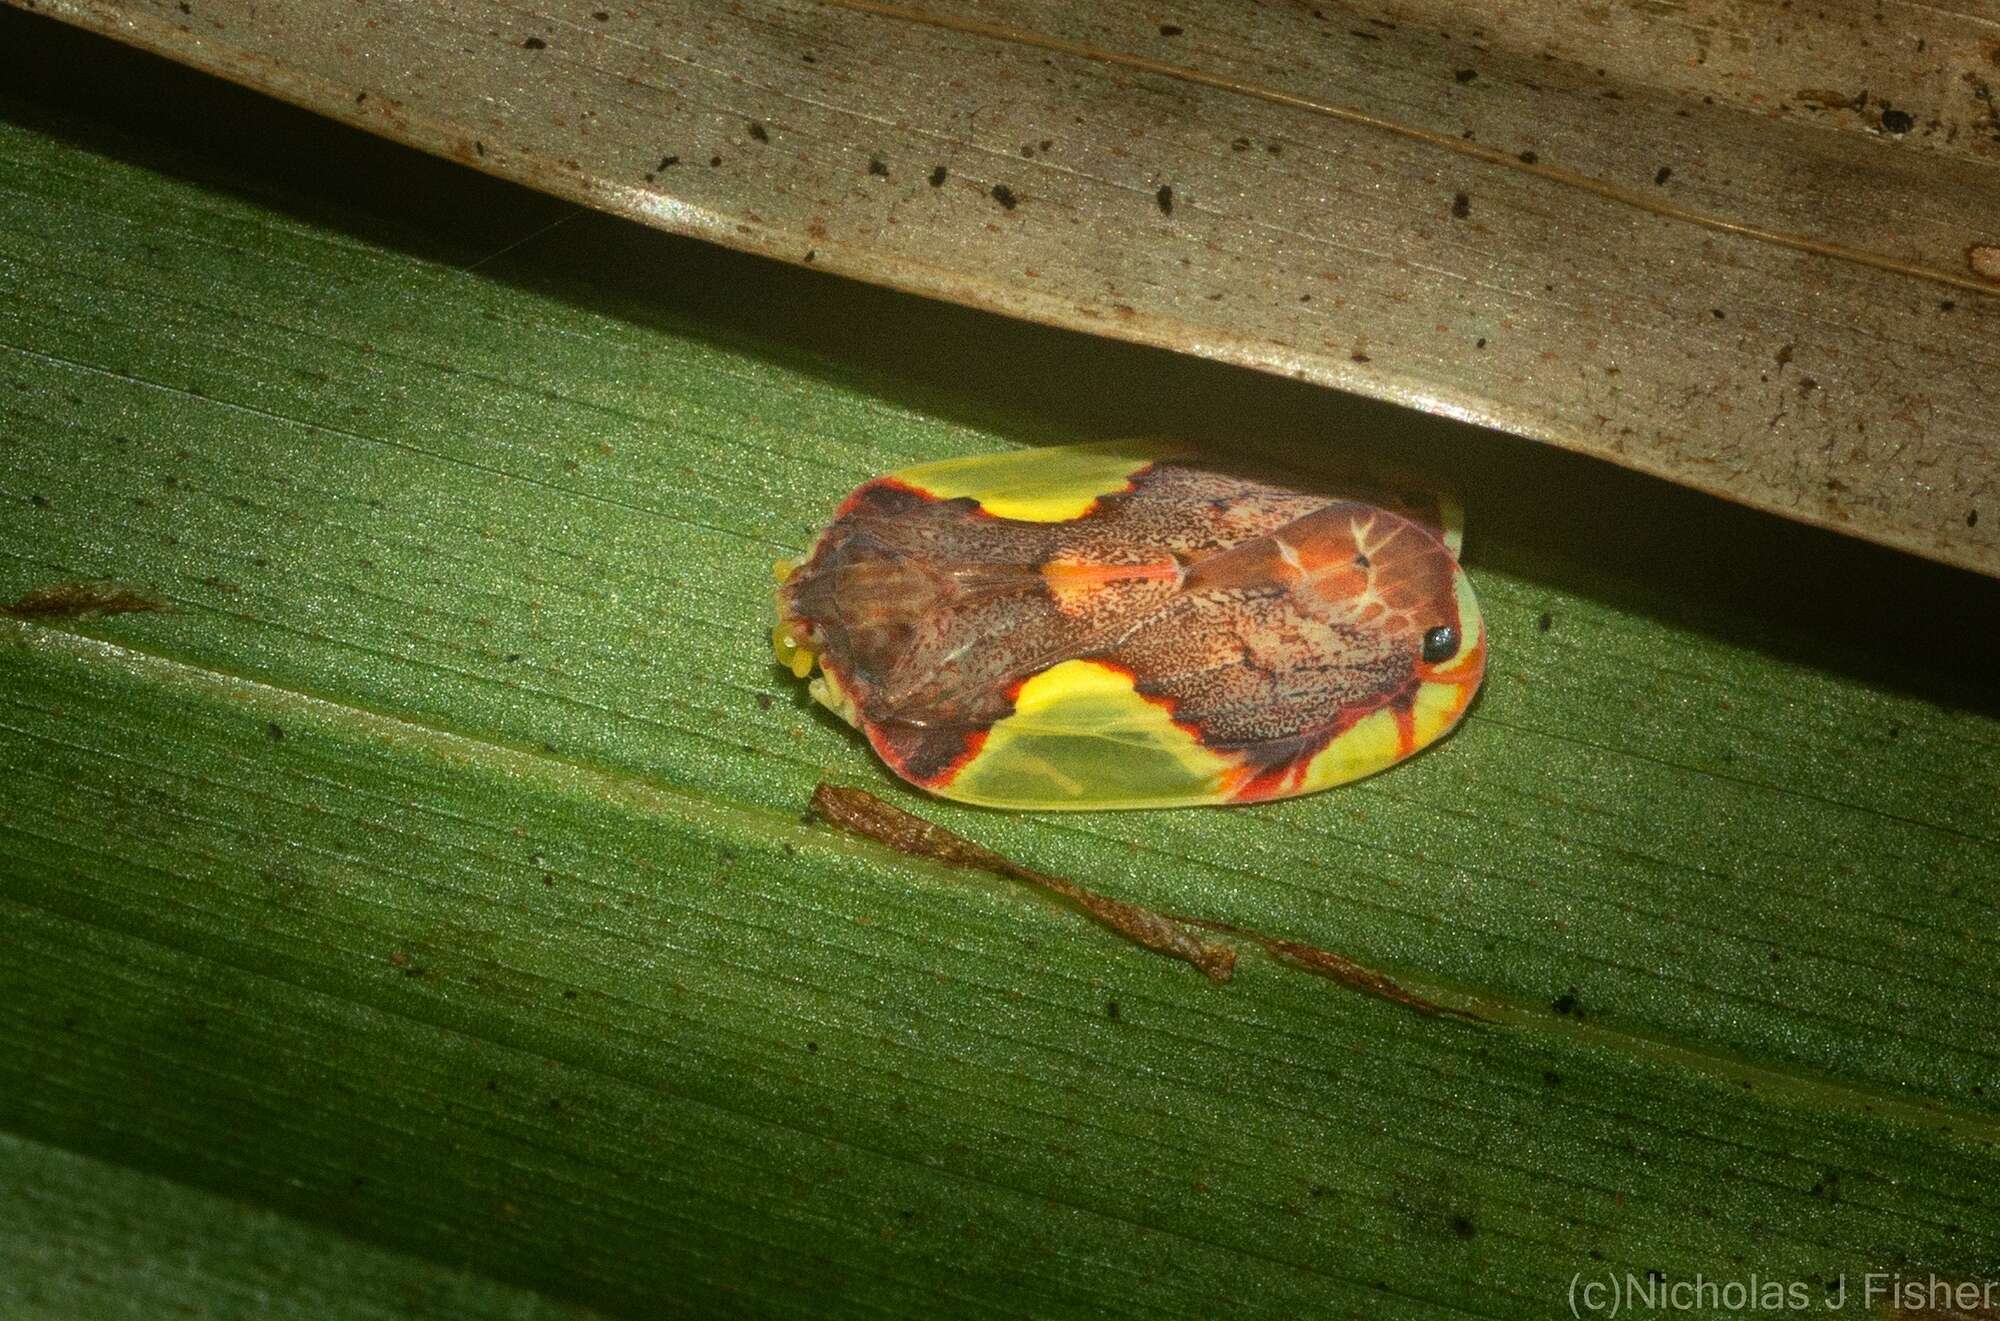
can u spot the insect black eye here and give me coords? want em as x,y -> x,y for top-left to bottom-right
1422,624 -> 1460,663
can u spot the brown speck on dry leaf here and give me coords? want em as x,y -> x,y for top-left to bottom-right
3,582 -> 167,620
811,783 -> 1235,981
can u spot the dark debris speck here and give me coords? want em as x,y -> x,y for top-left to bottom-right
709,155 -> 723,167
929,164 -> 948,187
265,722 -> 286,742
868,157 -> 889,177
1518,149 -> 1538,164
1454,67 -> 1477,83
1881,107 -> 1914,134
521,35 -> 547,50
1156,184 -> 1174,215
991,183 -> 1018,209
1451,192 -> 1471,218
748,122 -> 770,143
1159,23 -> 1183,36
1654,165 -> 1673,184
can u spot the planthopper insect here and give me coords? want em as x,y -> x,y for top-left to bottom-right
774,441 -> 1484,810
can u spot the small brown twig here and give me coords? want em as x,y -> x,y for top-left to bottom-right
810,783 -> 1237,982
1169,913 -> 1493,1023
812,783 -> 1496,1021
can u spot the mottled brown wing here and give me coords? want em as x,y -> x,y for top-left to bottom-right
787,464 -> 1323,725
1106,501 -> 1463,764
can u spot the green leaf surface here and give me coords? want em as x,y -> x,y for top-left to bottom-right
0,1131 -> 597,1320
2,18 -> 1996,1320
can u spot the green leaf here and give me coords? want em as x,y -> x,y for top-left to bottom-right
3,29 -> 1996,1321
0,1131 -> 595,1320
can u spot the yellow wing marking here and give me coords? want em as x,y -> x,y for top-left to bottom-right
893,440 -> 1191,523
1428,568 -> 1484,680
1295,707 -> 1406,795
942,659 -> 1239,810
